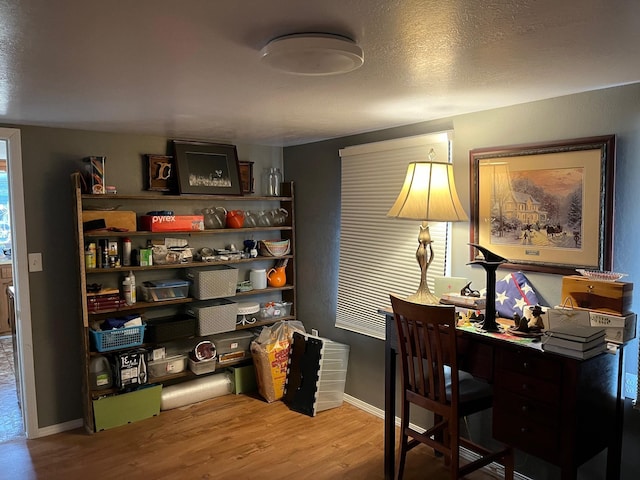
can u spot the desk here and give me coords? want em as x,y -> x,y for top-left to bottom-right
383,310 -> 624,480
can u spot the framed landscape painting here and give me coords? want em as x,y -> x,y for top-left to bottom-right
469,135 -> 615,275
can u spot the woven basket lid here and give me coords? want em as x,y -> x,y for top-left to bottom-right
237,302 -> 260,315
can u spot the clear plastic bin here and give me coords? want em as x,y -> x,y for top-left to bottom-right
148,354 -> 187,379
140,280 -> 190,302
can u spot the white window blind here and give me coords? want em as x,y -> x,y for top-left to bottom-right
336,132 -> 454,340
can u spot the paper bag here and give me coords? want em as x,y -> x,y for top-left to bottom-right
250,321 -> 305,403
546,297 -> 591,330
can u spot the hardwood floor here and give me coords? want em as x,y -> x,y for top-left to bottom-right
0,393 -> 498,479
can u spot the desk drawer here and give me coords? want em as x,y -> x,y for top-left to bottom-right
494,369 -> 560,404
493,410 -> 560,463
494,388 -> 559,427
496,347 -> 561,382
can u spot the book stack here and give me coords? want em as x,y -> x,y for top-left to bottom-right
542,324 -> 607,359
439,293 -> 487,309
87,288 -> 126,312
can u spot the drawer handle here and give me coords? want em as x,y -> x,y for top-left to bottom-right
521,405 -> 528,413
521,383 -> 529,391
522,362 -> 530,369
520,427 -> 529,434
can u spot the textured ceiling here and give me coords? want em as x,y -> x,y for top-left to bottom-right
0,0 -> 639,146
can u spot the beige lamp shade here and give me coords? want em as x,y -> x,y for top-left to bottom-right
387,161 -> 468,304
387,161 -> 468,222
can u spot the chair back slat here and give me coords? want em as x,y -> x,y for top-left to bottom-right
390,295 -> 458,405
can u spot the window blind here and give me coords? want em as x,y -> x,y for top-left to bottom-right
336,132 -> 453,340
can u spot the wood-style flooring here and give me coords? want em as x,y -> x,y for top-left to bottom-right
0,391 -> 499,480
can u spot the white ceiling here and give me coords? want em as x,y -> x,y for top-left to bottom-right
1,0 -> 639,147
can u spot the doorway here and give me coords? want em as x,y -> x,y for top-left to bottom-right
0,128 -> 37,439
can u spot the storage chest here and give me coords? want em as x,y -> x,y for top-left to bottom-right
561,275 -> 633,315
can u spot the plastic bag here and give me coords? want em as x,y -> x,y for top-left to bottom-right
250,320 -> 305,403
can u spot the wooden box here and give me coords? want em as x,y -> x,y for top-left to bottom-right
561,275 -> 633,315
82,210 -> 137,232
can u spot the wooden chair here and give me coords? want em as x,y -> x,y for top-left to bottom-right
389,294 -> 513,480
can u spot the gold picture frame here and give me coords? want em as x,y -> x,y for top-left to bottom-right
469,135 -> 615,275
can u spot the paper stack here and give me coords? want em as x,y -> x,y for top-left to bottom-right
542,324 -> 606,360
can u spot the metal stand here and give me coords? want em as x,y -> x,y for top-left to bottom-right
467,243 -> 508,332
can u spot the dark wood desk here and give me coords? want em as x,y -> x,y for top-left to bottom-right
383,311 -> 624,480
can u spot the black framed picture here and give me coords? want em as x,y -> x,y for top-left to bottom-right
172,140 -> 243,195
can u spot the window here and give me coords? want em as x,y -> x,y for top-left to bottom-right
336,132 -> 453,340
0,140 -> 10,257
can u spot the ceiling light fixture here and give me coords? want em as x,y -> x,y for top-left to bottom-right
260,33 -> 364,76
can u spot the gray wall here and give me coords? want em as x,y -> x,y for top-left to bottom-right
6,82 -> 640,478
3,125 -> 281,428
284,83 -> 640,479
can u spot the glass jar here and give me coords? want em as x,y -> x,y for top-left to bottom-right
262,167 -> 282,196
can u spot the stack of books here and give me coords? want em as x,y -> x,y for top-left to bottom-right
87,288 -> 126,313
542,324 -> 607,359
439,293 -> 487,309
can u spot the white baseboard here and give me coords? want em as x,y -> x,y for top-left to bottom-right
343,394 -> 533,480
30,418 -> 83,439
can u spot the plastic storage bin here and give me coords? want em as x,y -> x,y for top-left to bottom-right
145,315 -> 196,343
284,332 -> 350,416
90,325 -> 145,352
188,357 -> 216,375
186,298 -> 238,335
140,280 -> 190,302
148,354 -> 187,379
93,385 -> 162,432
186,265 -> 239,300
212,330 -> 255,364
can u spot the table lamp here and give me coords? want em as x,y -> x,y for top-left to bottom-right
387,159 -> 468,304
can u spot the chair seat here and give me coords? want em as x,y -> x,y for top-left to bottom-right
449,368 -> 493,403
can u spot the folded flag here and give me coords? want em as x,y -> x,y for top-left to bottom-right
495,271 -> 540,318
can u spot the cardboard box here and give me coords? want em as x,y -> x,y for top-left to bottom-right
139,215 -> 204,232
589,311 -> 637,344
82,210 -> 137,232
561,275 -> 633,315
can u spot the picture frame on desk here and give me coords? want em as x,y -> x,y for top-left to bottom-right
469,135 -> 615,275
172,140 -> 243,195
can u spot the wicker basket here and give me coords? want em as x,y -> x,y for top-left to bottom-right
259,239 -> 290,256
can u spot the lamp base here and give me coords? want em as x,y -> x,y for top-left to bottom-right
406,288 -> 440,305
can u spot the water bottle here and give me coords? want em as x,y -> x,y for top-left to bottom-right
262,167 -> 282,196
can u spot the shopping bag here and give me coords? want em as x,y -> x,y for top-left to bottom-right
546,297 -> 591,330
250,321 -> 305,403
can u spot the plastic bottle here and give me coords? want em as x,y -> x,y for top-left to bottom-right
122,237 -> 132,266
262,167 -> 282,196
122,275 -> 133,306
90,355 -> 113,390
129,270 -> 136,304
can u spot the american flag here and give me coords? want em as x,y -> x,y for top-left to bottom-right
495,271 -> 540,318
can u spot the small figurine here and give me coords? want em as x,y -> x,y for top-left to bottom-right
460,282 -> 480,298
526,305 -> 545,330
